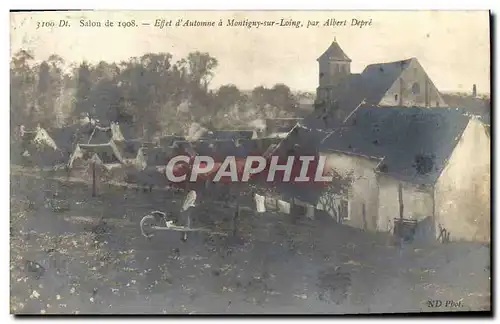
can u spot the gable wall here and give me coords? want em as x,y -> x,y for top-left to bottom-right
434,119 -> 490,242
318,151 -> 380,231
379,59 -> 448,107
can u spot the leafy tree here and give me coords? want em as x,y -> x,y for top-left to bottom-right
216,84 -> 242,108
75,61 -> 92,120
270,83 -> 295,110
35,61 -> 54,127
10,50 -> 36,129
185,51 -> 218,90
10,49 -> 301,142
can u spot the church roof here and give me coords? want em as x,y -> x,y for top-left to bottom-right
317,39 -> 351,62
360,58 -> 413,104
306,58 -> 416,130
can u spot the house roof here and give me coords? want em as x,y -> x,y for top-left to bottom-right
319,106 -> 472,185
68,141 -> 124,168
87,122 -> 129,144
237,137 -> 282,156
87,126 -> 112,144
51,123 -> 98,152
190,140 -> 244,158
441,94 -> 491,125
265,118 -> 302,134
201,130 -> 256,141
318,40 -> 351,62
272,124 -> 333,157
158,135 -> 186,147
17,127 -> 63,166
21,127 -> 58,151
138,147 -> 172,167
114,140 -> 143,160
360,59 -> 413,104
171,140 -> 198,157
21,131 -> 37,143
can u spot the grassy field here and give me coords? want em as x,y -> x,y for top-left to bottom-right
10,166 -> 491,314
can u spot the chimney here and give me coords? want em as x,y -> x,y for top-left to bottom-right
472,84 -> 477,97
424,77 -> 429,107
399,77 -> 403,106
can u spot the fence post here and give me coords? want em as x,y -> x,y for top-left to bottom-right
232,202 -> 240,237
398,182 -> 404,220
92,161 -> 96,197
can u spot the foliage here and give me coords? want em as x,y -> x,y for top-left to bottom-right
10,50 -> 303,139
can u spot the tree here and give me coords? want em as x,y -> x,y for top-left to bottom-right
75,61 -> 92,120
269,83 -> 295,110
87,61 -> 122,124
35,61 -> 54,127
216,84 -> 242,107
10,50 -> 36,129
251,86 -> 268,108
47,54 -> 70,126
185,51 -> 218,90
10,49 -> 302,143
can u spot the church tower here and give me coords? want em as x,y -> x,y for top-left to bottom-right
316,38 -> 351,106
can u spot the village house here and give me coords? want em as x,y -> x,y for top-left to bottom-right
313,39 -> 448,127
68,141 -> 125,170
66,140 -> 129,185
274,106 -> 490,242
254,39 -> 490,242
264,118 -> 303,138
51,121 -> 137,160
15,125 -> 64,167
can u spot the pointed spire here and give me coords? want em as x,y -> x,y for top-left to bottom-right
317,39 -> 351,62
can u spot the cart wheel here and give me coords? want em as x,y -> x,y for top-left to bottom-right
140,215 -> 157,238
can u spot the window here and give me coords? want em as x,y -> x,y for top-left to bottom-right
436,101 -> 440,107
338,199 -> 349,221
412,82 -> 421,95
394,94 -> 398,102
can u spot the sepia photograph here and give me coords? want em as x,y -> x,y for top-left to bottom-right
9,10 -> 491,315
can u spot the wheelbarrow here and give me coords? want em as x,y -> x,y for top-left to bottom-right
139,190 -> 229,240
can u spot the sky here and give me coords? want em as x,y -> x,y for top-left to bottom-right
10,10 -> 491,94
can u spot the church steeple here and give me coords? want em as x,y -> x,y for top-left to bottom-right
316,39 -> 352,107
317,38 -> 351,63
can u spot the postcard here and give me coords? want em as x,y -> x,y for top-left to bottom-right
10,10 -> 491,315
